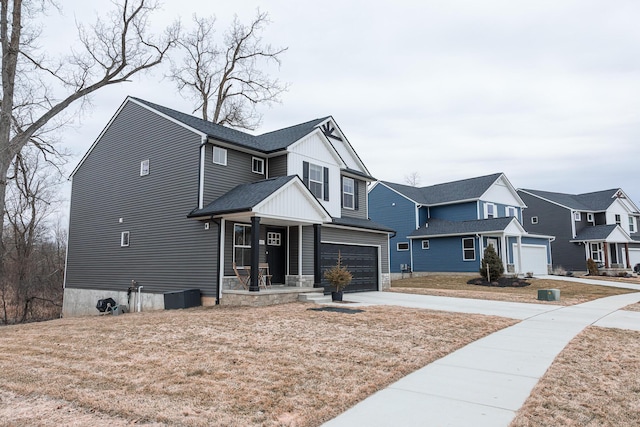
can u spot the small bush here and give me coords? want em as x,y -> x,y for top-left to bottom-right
323,252 -> 352,292
586,258 -> 599,276
480,245 -> 504,281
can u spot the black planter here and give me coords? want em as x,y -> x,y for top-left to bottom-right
331,291 -> 343,302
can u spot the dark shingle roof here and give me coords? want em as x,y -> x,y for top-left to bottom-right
409,217 -> 516,238
382,173 -> 503,206
330,216 -> 395,233
572,225 -> 618,241
188,176 -> 296,217
132,97 -> 328,153
519,188 -> 619,212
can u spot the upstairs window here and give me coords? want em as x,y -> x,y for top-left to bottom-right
484,203 -> 496,219
587,213 -> 595,223
213,146 -> 227,165
303,161 -> 329,201
574,211 -> 581,221
343,177 -> 355,210
422,240 -> 430,250
505,206 -> 517,217
615,214 -> 621,226
140,159 -> 149,176
531,216 -> 539,224
397,242 -> 409,251
252,157 -> 264,174
630,216 -> 636,233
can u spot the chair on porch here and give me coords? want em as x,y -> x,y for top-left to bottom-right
259,263 -> 272,288
232,262 -> 250,290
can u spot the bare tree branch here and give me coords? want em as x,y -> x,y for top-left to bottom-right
169,10 -> 288,130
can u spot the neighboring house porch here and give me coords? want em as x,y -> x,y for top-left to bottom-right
570,224 -> 639,273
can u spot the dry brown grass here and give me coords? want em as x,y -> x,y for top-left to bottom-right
390,275 -> 635,305
0,303 -> 515,427
511,327 -> 640,426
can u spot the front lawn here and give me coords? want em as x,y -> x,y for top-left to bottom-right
390,274 -> 635,305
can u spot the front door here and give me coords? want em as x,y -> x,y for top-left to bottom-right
266,227 -> 286,284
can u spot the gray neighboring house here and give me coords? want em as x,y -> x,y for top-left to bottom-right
518,188 -> 640,272
63,97 -> 392,316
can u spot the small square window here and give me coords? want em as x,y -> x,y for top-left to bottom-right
531,216 -> 539,225
252,157 -> 264,174
213,146 -> 227,165
267,232 -> 281,246
121,231 -> 130,247
397,242 -> 409,251
422,240 -> 430,250
140,159 -> 149,176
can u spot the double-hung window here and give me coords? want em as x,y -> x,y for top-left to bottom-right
630,216 -> 636,233
484,203 -> 496,219
615,214 -> 621,226
505,206 -> 517,217
233,224 -> 252,267
308,164 -> 324,198
343,177 -> 355,209
462,238 -> 475,261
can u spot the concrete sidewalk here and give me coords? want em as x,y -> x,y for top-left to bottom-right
323,290 -> 640,427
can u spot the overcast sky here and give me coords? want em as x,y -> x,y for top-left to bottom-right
50,0 -> 640,206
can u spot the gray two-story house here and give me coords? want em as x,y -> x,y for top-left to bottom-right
63,97 -> 392,316
518,188 -> 640,272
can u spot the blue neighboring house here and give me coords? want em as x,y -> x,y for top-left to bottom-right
368,173 -> 554,276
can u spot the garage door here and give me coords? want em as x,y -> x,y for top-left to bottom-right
514,244 -> 548,275
321,243 -> 378,293
628,249 -> 640,270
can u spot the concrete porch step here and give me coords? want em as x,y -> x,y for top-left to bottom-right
298,292 -> 332,304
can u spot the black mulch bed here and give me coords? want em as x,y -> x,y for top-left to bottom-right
467,277 -> 531,288
307,307 -> 365,314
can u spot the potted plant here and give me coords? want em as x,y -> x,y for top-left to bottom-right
323,251 -> 352,301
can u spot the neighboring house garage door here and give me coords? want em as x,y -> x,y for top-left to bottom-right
321,243 -> 378,293
628,249 -> 640,270
514,244 -> 548,275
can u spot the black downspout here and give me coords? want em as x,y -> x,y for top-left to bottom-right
250,216 -> 261,292
313,224 -> 322,288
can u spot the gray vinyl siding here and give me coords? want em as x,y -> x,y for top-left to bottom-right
341,179 -> 368,220
321,226 -> 389,273
203,145 -> 266,204
268,154 -> 288,178
519,191 -> 585,271
66,101 -> 219,297
302,226 -> 315,275
289,226 -> 299,274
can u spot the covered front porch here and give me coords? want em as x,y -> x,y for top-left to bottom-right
573,225 -> 637,273
188,175 -> 333,302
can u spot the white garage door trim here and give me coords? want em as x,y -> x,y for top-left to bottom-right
513,243 -> 548,275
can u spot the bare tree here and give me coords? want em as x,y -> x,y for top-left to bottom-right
169,10 -> 288,130
2,145 -> 63,323
404,172 -> 421,187
0,0 -> 179,292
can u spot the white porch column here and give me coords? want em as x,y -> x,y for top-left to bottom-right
500,235 -> 508,273
298,224 -> 303,276
516,235 -> 523,276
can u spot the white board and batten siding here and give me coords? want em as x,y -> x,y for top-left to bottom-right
288,131 -> 343,217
